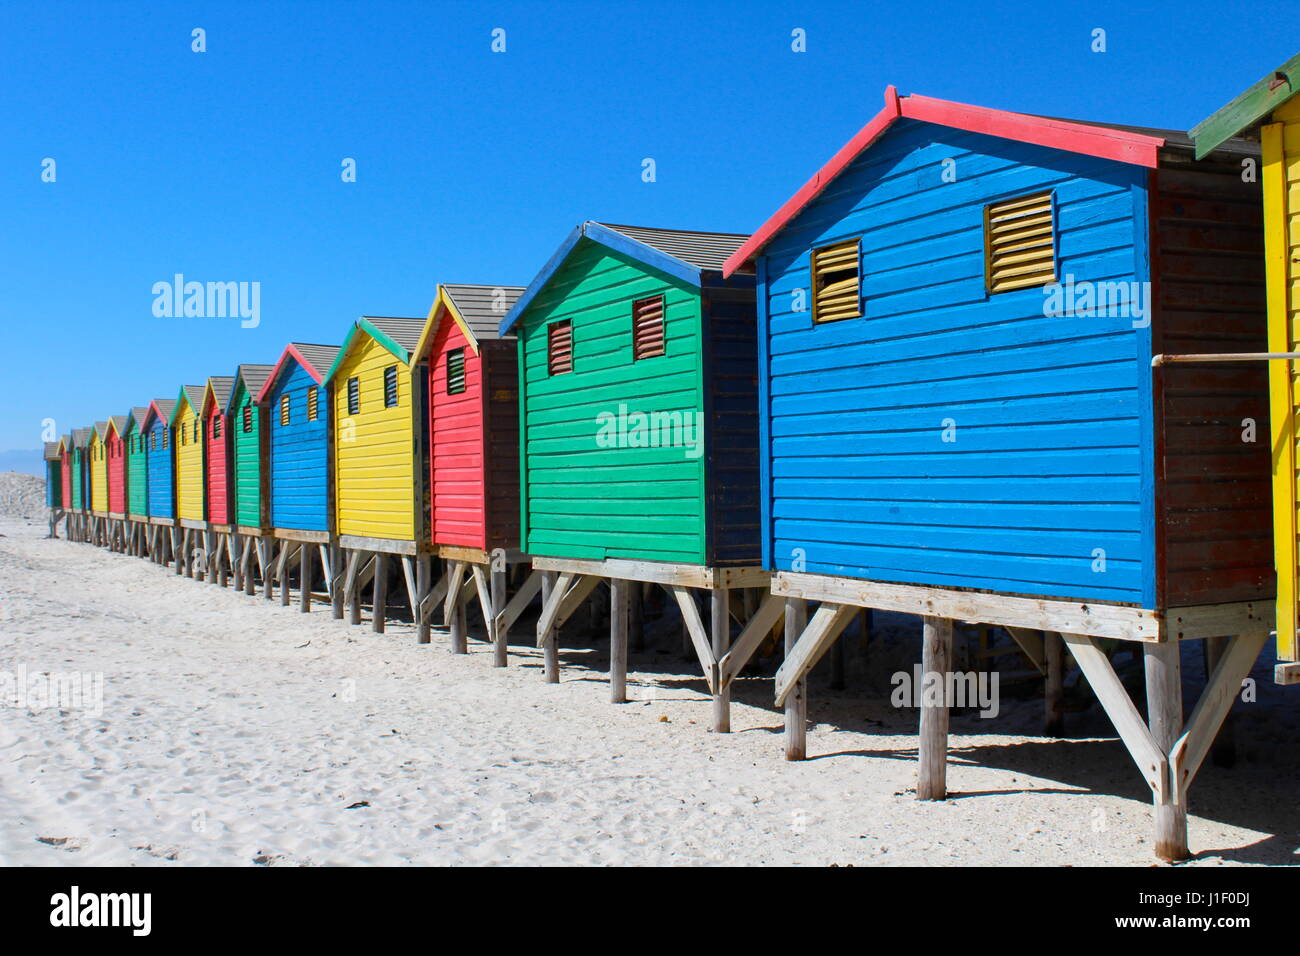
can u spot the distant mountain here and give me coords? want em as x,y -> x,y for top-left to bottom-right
0,448 -> 44,476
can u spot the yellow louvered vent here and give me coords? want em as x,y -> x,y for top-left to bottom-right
985,192 -> 1056,293
811,239 -> 861,323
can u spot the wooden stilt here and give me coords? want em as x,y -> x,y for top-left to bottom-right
232,534 -> 244,592
416,557 -> 431,644
492,562 -> 508,667
1045,630 -> 1065,736
261,539 -> 274,599
711,586 -> 730,733
610,578 -> 628,703
784,598 -> 808,760
629,581 -> 644,651
372,552 -> 387,633
1145,641 -> 1188,861
541,571 -> 559,683
446,560 -> 467,653
917,615 -> 953,801
300,542 -> 313,613
279,542 -> 292,606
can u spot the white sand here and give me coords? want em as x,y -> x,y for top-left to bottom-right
0,514 -> 1296,866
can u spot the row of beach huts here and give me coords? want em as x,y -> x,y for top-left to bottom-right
40,62 -> 1300,861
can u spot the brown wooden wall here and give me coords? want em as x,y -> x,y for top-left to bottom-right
483,340 -> 522,551
1151,154 -> 1274,608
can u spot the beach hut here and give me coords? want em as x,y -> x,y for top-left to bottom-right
43,441 -> 63,538
499,222 -> 765,724
228,363 -> 275,596
1190,52 -> 1300,688
57,434 -> 72,520
722,86 -> 1271,860
144,399 -> 178,568
89,421 -> 108,516
322,316 -> 433,634
68,427 -> 89,541
201,376 -> 235,586
171,385 -> 208,577
104,414 -> 129,551
255,343 -> 340,610
124,407 -> 151,557
410,284 -> 531,659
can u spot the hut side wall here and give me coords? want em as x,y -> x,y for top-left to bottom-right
427,315 -> 486,549
146,420 -> 174,519
268,362 -> 330,533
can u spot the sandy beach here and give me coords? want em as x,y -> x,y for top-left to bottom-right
1,512 -> 1297,866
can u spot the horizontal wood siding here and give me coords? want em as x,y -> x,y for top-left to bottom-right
428,316 -> 485,549
126,427 -> 148,515
1152,159 -> 1272,607
268,362 -> 330,533
60,452 -> 71,509
231,382 -> 264,528
205,406 -> 230,525
71,450 -> 84,509
702,281 -> 761,565
46,461 -> 60,507
761,118 -> 1150,604
334,334 -> 416,542
519,238 -> 706,563
483,340 -> 522,550
175,401 -> 205,522
90,433 -> 107,513
107,430 -> 126,514
145,421 -> 174,518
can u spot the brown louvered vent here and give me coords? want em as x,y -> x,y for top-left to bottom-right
632,295 -> 665,360
985,192 -> 1056,293
548,320 -> 572,376
811,239 -> 861,323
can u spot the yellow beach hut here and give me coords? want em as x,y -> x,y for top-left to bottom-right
170,384 -> 208,578
89,421 -> 109,539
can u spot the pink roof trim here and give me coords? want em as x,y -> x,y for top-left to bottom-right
254,343 -> 325,404
722,87 -> 1166,277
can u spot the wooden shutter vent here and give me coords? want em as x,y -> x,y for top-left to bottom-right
307,386 -> 319,421
447,348 -> 466,394
811,239 -> 861,323
548,320 -> 573,375
985,192 -> 1056,293
242,406 -> 252,433
347,378 -> 359,416
280,395 -> 290,427
632,295 -> 665,359
383,367 -> 398,408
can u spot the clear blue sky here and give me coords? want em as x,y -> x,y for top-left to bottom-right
0,0 -> 1289,454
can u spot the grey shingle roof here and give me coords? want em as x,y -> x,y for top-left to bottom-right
181,385 -> 206,415
93,421 -> 109,440
72,427 -> 92,448
44,442 -> 60,460
206,376 -> 234,411
443,284 -> 526,342
128,407 -> 151,431
233,364 -> 275,409
150,399 -> 177,425
594,223 -> 750,272
290,343 -> 341,380
109,415 -> 129,435
362,316 -> 427,356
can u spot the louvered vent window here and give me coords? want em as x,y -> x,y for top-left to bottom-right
446,349 -> 466,394
280,395 -> 291,427
193,420 -> 200,443
347,377 -> 360,415
811,239 -> 862,323
384,367 -> 398,408
243,406 -> 252,433
213,415 -> 222,439
632,295 -> 666,360
163,428 -> 169,450
548,320 -> 572,376
307,386 -> 319,421
984,192 -> 1056,293
151,432 -> 157,452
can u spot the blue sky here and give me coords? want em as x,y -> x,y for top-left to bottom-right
0,0 -> 1289,459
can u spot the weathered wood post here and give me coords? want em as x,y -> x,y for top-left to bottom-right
1145,640 -> 1188,861
416,557 -> 431,644
541,571 -> 559,683
331,547 -> 346,619
711,586 -> 730,733
629,581 -> 644,652
1045,630 -> 1064,735
261,540 -> 274,600
491,561 -> 507,667
280,545 -> 293,606
300,543 -> 313,613
918,615 -> 953,800
784,598 -> 808,760
372,553 -> 387,633
610,578 -> 629,703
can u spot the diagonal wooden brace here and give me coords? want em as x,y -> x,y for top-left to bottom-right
774,602 -> 858,707
718,591 -> 786,689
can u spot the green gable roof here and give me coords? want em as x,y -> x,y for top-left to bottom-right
1190,52 -> 1300,158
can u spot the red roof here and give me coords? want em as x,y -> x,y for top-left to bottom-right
722,86 -> 1168,277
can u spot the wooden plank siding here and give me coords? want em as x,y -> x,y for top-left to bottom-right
266,359 -> 333,533
427,312 -> 488,548
517,239 -> 709,564
59,443 -> 72,510
145,406 -> 175,520
125,412 -> 150,517
89,426 -> 108,514
759,118 -> 1153,604
203,382 -> 234,526
229,377 -> 267,529
332,331 -> 418,542
1150,156 -> 1272,608
482,340 -> 522,550
106,419 -> 127,515
173,392 -> 206,523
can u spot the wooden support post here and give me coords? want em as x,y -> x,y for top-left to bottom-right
917,615 -> 953,801
610,578 -> 629,703
541,571 -> 559,683
784,598 -> 808,761
331,545 -> 346,619
1145,641 -> 1188,861
279,543 -> 292,606
348,553 -> 365,626
261,539 -> 273,600
300,542 -> 313,613
629,581 -> 644,652
1203,637 -> 1236,768
372,552 -> 388,633
1045,630 -> 1064,736
232,534 -> 243,592
416,557 -> 431,644
711,586 -> 730,733
492,562 -> 508,667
